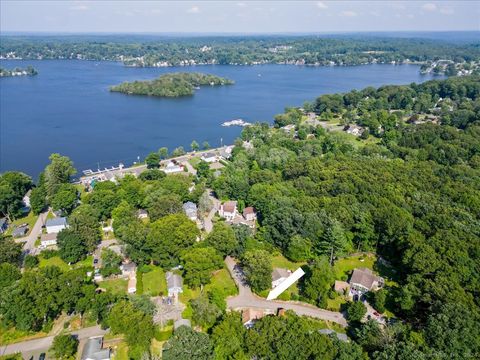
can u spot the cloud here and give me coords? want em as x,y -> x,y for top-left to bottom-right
422,3 -> 437,12
316,1 -> 328,9
440,7 -> 454,15
340,10 -> 357,17
70,5 -> 89,11
237,2 -> 247,7
187,6 -> 200,14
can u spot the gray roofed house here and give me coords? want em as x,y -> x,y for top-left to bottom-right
272,268 -> 291,288
81,336 -> 111,360
12,225 -> 28,238
166,271 -> 183,297
349,268 -> 384,295
182,202 -> 197,221
0,218 -> 8,233
319,329 -> 349,342
45,217 -> 68,234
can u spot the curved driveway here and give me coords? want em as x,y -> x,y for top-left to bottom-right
225,256 -> 347,327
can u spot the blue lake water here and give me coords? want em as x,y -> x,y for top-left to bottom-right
0,60 -> 440,176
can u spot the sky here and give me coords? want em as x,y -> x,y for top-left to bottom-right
1,1 -> 479,34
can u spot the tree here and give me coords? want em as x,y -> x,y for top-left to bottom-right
190,295 -> 222,328
57,229 -> 87,263
50,334 -> 78,359
145,193 -> 183,221
145,152 -> 161,169
303,257 -> 334,308
162,325 -> 214,360
196,160 -> 210,180
44,153 -> 76,198
0,262 -> 21,288
139,169 -> 166,181
318,218 -> 350,265
146,214 -> 200,267
347,301 -> 367,323
202,141 -> 210,150
69,204 -> 101,252
191,140 -> 200,151
172,146 -> 186,157
182,247 -> 223,288
0,236 -> 22,265
211,313 -> 248,360
0,172 -> 32,220
286,235 -> 312,262
205,222 -> 238,257
51,184 -> 77,214
158,147 -> 169,159
24,255 -> 39,269
370,289 -> 386,313
198,191 -> 213,216
85,189 -> 120,221
29,187 -> 47,214
242,250 -> 272,293
100,249 -> 122,277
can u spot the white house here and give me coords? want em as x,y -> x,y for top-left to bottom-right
201,152 -> 218,163
271,268 -> 291,289
163,161 -> 184,174
267,268 -> 305,300
219,201 -> 237,221
40,233 -> 57,248
243,207 -> 257,222
121,262 -> 137,278
81,336 -> 111,360
349,268 -> 384,297
23,189 -> 32,208
166,272 -> 183,298
183,202 -> 198,221
45,217 -> 68,234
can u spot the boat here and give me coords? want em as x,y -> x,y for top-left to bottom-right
221,119 -> 252,127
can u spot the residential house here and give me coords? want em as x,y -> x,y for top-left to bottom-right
201,152 -> 218,163
12,226 -> 28,238
344,124 -> 364,136
281,124 -> 296,134
40,233 -> 57,248
45,217 -> 68,234
121,262 -> 137,278
242,308 -> 271,328
271,268 -> 291,289
163,161 -> 184,174
174,318 -> 191,330
349,268 -> 384,297
267,268 -> 305,300
0,218 -> 8,234
219,146 -> 234,160
137,209 -> 148,219
243,207 -> 257,222
319,329 -> 349,342
166,272 -> 183,298
81,336 -> 111,360
219,201 -> 237,221
182,202 -> 198,221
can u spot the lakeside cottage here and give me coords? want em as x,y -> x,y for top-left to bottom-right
45,217 -> 68,234
163,160 -> 184,174
201,152 -> 218,163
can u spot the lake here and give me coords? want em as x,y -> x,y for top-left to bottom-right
0,60 -> 440,177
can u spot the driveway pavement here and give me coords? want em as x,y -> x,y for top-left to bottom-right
224,257 -> 347,327
0,325 -> 107,356
15,211 -> 48,256
203,190 -> 220,233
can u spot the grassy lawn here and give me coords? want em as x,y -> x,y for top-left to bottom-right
100,278 -> 128,295
333,254 -> 377,281
271,254 -> 305,271
112,342 -> 129,360
326,294 -> 348,312
151,339 -> 165,356
6,211 -> 38,237
75,255 -> 94,269
0,326 -> 47,346
205,268 -> 238,296
142,266 -> 167,296
46,211 -> 55,220
188,156 -> 201,167
38,256 -> 70,272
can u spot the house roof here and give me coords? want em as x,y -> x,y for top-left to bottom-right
319,329 -> 349,342
41,233 -> 57,241
46,217 -> 67,227
349,268 -> 381,290
122,262 -> 136,272
243,207 -> 255,216
334,280 -> 350,292
222,201 -> 237,213
81,336 -> 110,360
242,308 -> 266,324
24,189 -> 32,197
137,209 -> 148,216
0,218 -> 7,227
203,152 -> 217,158
272,268 -> 290,282
12,226 -> 28,237
183,202 -> 197,211
166,272 -> 183,289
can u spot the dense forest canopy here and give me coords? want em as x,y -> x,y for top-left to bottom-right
110,72 -> 234,97
2,34 -> 479,70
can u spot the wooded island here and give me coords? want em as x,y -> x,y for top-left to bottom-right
110,72 -> 234,97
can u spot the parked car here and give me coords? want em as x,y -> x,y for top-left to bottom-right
39,353 -> 46,360
93,258 -> 99,264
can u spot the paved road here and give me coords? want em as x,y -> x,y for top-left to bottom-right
224,257 -> 347,327
15,211 -> 48,256
0,325 -> 107,356
203,190 -> 220,233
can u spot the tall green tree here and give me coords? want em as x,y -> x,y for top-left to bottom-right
163,326 -> 214,360
145,152 -> 161,169
57,229 -> 87,263
242,250 -> 272,293
49,334 -> 78,360
303,257 -> 334,308
44,153 -> 76,198
69,204 -> 101,252
182,247 -> 223,288
205,222 -> 238,257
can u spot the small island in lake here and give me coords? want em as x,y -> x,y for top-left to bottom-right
0,66 -> 38,77
110,72 -> 234,97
